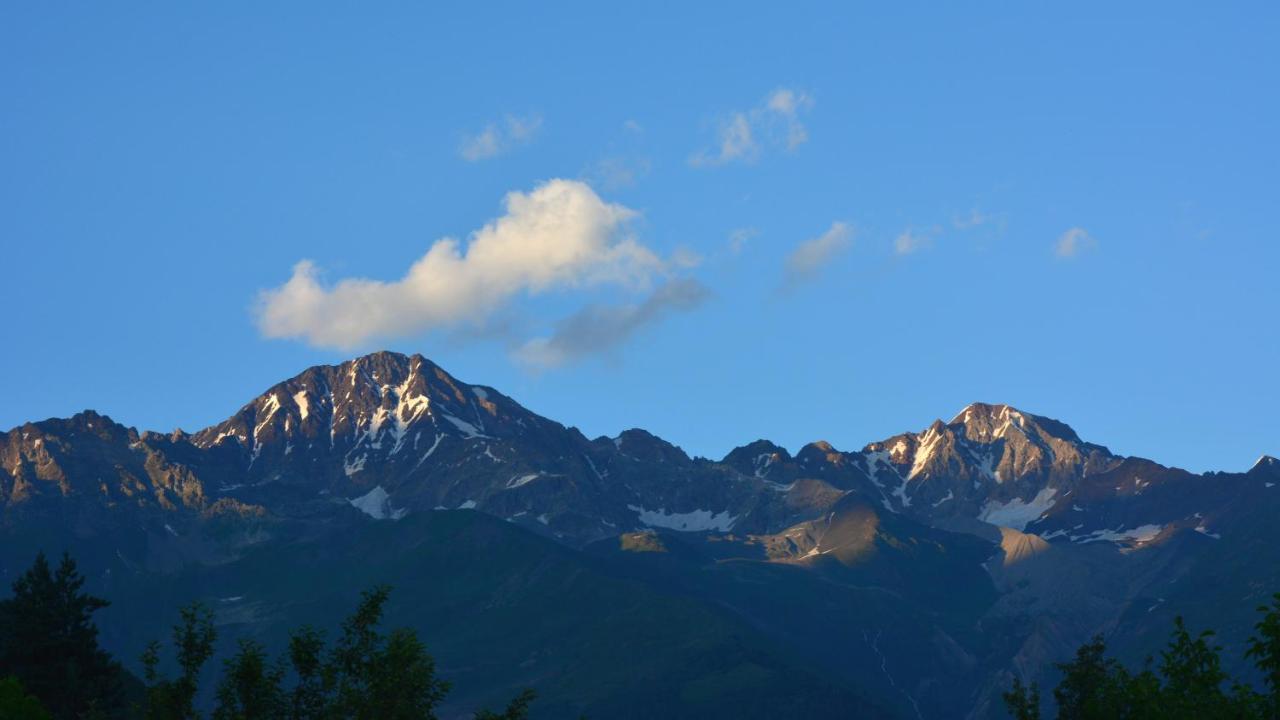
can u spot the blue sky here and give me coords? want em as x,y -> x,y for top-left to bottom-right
2,3 -> 1277,473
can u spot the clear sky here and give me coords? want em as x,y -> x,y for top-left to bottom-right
2,3 -> 1277,474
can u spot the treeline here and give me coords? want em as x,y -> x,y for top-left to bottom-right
1005,595 -> 1280,719
0,552 -> 535,720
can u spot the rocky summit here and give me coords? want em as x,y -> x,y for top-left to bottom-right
2,351 -> 1277,719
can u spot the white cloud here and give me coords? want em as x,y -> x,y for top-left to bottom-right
690,87 -> 813,167
783,222 -> 852,288
515,279 -> 709,369
1054,227 -> 1096,259
893,229 -> 931,256
459,114 -> 542,161
256,180 -> 667,349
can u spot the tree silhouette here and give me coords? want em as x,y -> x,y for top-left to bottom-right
0,551 -> 130,719
1006,602 -> 1280,719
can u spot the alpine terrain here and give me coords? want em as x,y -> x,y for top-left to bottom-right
2,351 -> 1277,718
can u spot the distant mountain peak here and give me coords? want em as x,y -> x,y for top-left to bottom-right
721,440 -> 791,477
946,402 -> 1087,447
948,402 -> 1017,425
188,350 -> 529,472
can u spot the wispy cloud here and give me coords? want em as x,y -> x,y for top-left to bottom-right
765,88 -> 812,149
728,227 -> 758,255
514,279 -> 710,369
953,209 -> 991,230
690,87 -> 814,167
1054,227 -> 1097,259
585,155 -> 652,191
256,180 -> 667,349
893,228 -> 932,256
782,221 -> 852,289
692,113 -> 757,166
459,113 -> 542,161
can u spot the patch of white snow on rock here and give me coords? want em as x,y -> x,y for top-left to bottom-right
978,488 -> 1058,531
628,505 -> 737,532
443,414 -> 487,439
1074,524 -> 1164,546
348,485 -> 408,520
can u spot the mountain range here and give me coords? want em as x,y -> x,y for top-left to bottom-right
2,351 -> 1277,718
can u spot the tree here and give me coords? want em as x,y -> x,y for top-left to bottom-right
1050,636 -> 1143,719
139,585 -> 523,719
141,603 -> 216,720
285,626 -> 327,720
1005,604 -> 1280,719
1156,617 -> 1238,718
327,585 -> 451,719
474,689 -> 537,720
1246,593 -> 1280,718
0,551 -> 130,719
212,640 -> 285,720
1002,677 -> 1041,720
0,676 -> 52,720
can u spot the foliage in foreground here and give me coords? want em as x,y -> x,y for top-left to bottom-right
143,585 -> 533,720
0,675 -> 52,720
1005,593 -> 1280,719
0,552 -> 133,719
0,551 -> 535,720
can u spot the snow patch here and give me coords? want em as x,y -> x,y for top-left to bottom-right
753,453 -> 776,478
908,427 -> 942,479
412,433 -> 445,471
1194,523 -> 1221,540
507,472 -> 544,489
443,414 -> 488,439
979,488 -> 1058,530
973,449 -> 997,482
293,391 -> 310,420
628,504 -> 737,532
344,454 -> 367,476
861,450 -> 900,511
349,485 -> 408,520
254,394 -> 282,440
1074,524 -> 1163,546
584,454 -> 607,480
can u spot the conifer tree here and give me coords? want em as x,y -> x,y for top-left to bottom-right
0,552 -> 129,719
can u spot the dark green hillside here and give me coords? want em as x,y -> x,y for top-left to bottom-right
585,496 -> 1001,718
1,509 -> 890,719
